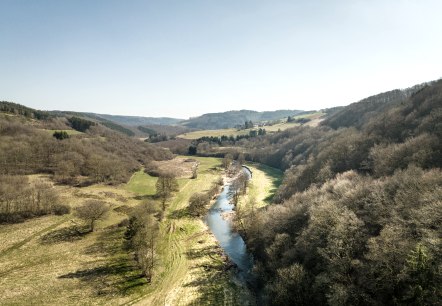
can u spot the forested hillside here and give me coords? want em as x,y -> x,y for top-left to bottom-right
181,109 -> 303,129
92,113 -> 183,126
237,80 -> 442,305
0,105 -> 172,182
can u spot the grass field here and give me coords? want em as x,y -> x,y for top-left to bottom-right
177,112 -> 325,139
0,156 -> 263,305
0,177 -> 145,305
125,170 -> 157,196
241,163 -> 283,208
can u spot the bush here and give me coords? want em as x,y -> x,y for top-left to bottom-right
144,163 -> 161,177
188,193 -> 210,217
52,203 -> 71,215
53,131 -> 70,140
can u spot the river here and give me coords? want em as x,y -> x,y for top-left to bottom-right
205,167 -> 253,281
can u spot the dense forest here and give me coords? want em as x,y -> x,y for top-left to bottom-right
233,80 -> 442,305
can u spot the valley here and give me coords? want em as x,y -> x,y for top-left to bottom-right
2,1 -> 441,304
0,155 -> 281,305
0,79 -> 441,306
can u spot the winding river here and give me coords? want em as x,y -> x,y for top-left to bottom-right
205,167 -> 253,281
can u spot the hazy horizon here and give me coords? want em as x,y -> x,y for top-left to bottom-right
1,0 -> 442,118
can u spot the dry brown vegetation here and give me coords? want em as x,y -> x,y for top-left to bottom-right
0,176 -> 144,305
147,157 -> 199,178
237,80 -> 442,305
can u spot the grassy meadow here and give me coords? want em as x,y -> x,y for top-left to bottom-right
241,163 -> 283,209
0,156 -> 276,305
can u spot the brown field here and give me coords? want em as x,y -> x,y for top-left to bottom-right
149,157 -> 199,178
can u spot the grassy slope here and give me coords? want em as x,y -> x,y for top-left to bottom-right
0,179 -> 145,305
241,163 -> 283,208
178,112 -> 324,139
124,170 -> 157,196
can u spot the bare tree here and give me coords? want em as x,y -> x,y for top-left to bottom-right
188,193 -> 210,216
222,153 -> 233,169
191,164 -> 198,179
125,204 -> 159,282
155,172 -> 179,218
229,172 -> 249,205
75,200 -> 109,232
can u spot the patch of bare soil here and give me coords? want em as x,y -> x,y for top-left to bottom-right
149,158 -> 199,178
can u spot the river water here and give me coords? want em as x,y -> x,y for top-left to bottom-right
205,167 -> 253,281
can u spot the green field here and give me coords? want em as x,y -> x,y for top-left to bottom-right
241,162 -> 283,208
125,169 -> 157,196
178,112 -> 324,139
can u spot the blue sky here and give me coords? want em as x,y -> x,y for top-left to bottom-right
1,0 -> 441,118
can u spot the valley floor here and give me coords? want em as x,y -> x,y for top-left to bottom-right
0,156 -> 281,305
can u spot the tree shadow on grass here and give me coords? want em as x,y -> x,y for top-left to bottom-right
58,258 -> 147,296
83,226 -> 123,255
132,194 -> 155,201
40,225 -> 90,244
180,243 -> 253,305
182,270 -> 242,306
168,207 -> 189,219
263,187 -> 279,204
185,246 -> 224,261
59,226 -> 148,296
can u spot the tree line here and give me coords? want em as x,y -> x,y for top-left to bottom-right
0,175 -> 69,223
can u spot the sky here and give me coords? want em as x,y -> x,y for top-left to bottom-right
1,0 -> 442,119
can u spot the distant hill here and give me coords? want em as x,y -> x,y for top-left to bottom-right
93,114 -> 183,126
181,109 -> 303,129
0,101 -> 51,120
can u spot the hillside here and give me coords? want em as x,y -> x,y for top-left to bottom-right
321,82 -> 431,129
93,113 -> 183,126
181,109 -> 303,129
234,79 -> 442,305
0,103 -> 173,187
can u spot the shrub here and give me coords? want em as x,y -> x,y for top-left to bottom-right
53,131 -> 70,140
52,203 -> 71,215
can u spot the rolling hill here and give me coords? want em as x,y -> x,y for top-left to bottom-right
180,109 -> 304,129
